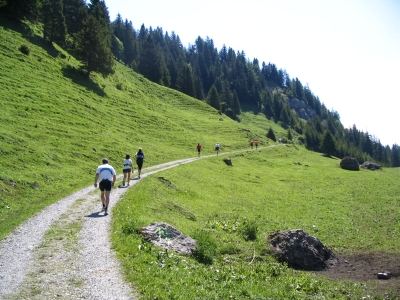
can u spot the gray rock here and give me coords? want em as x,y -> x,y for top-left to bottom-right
340,156 -> 360,171
141,222 -> 196,255
361,161 -> 382,170
268,229 -> 338,271
286,98 -> 315,120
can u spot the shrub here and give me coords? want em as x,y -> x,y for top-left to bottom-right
192,230 -> 217,265
241,219 -> 258,241
19,44 -> 30,55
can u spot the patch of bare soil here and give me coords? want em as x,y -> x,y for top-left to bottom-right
316,253 -> 400,298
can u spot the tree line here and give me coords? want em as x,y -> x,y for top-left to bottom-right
1,0 -> 399,167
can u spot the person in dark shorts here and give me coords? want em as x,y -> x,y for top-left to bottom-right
122,154 -> 133,186
135,148 -> 145,179
255,139 -> 259,150
196,143 -> 202,157
215,142 -> 220,155
94,158 -> 116,215
250,140 -> 254,150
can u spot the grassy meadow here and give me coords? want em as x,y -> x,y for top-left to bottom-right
112,145 -> 400,299
1,17 -> 400,299
0,18 -> 289,240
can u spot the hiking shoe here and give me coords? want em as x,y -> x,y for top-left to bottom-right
102,204 -> 105,212
104,208 -> 108,215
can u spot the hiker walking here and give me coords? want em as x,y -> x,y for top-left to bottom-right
94,158 -> 116,215
135,148 -> 145,179
250,140 -> 254,150
122,154 -> 133,187
215,142 -> 220,155
196,143 -> 202,157
255,139 -> 259,150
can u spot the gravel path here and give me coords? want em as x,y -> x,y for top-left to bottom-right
0,155 -> 208,300
0,147 -> 274,299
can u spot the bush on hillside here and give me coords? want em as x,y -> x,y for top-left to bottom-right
19,44 -> 30,55
193,229 -> 217,265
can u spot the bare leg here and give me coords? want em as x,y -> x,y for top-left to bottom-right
104,191 -> 111,208
101,191 -> 106,207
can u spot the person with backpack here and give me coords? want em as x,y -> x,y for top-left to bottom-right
250,140 -> 254,150
135,148 -> 145,179
122,154 -> 133,187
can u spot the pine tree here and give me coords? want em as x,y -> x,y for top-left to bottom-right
2,0 -> 40,21
207,85 -> 221,111
138,35 -> 166,84
176,64 -> 196,97
63,0 -> 87,47
75,14 -> 114,77
231,90 -> 241,117
320,130 -> 336,156
266,127 -> 276,142
42,0 -> 67,46
287,129 -> 293,141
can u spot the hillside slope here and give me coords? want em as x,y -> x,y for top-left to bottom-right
0,19 -> 288,239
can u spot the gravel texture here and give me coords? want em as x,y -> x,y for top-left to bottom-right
0,157 -> 202,300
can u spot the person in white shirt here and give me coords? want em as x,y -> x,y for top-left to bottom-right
94,158 -> 116,215
215,143 -> 220,155
122,154 -> 133,186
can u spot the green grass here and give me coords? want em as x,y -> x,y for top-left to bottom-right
0,17 -> 282,240
112,145 -> 400,299
1,17 -> 400,299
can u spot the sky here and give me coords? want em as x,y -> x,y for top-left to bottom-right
106,0 -> 400,147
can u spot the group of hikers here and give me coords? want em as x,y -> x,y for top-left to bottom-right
196,140 -> 259,157
95,140 -> 261,215
196,142 -> 221,157
93,148 -> 145,215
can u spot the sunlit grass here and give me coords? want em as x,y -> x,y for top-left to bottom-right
112,145 -> 400,298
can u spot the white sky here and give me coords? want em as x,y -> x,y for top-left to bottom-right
106,0 -> 400,147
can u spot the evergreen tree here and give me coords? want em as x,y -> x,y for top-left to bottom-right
266,127 -> 276,142
138,35 -> 167,84
42,0 -> 67,46
2,0 -> 40,21
63,0 -> 87,47
231,90 -> 241,117
207,85 -> 221,111
176,64 -> 196,97
287,129 -> 293,141
75,14 -> 114,77
391,144 -> 400,167
320,130 -> 336,156
122,20 -> 136,66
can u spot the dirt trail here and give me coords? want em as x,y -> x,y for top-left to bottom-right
0,147 -> 268,299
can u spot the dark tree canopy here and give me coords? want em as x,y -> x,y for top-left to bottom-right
267,127 -> 276,142
42,0 -> 67,45
75,14 -> 114,77
320,130 -> 336,156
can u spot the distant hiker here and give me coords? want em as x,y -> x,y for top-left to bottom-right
196,143 -> 202,157
94,158 -> 116,215
215,142 -> 220,155
135,148 -> 145,179
255,139 -> 259,150
250,140 -> 254,150
122,154 -> 133,187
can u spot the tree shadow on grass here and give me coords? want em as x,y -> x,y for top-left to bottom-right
62,65 -> 106,97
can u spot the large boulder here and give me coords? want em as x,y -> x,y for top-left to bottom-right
268,229 -> 338,271
340,156 -> 360,171
361,161 -> 382,170
140,222 -> 196,255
